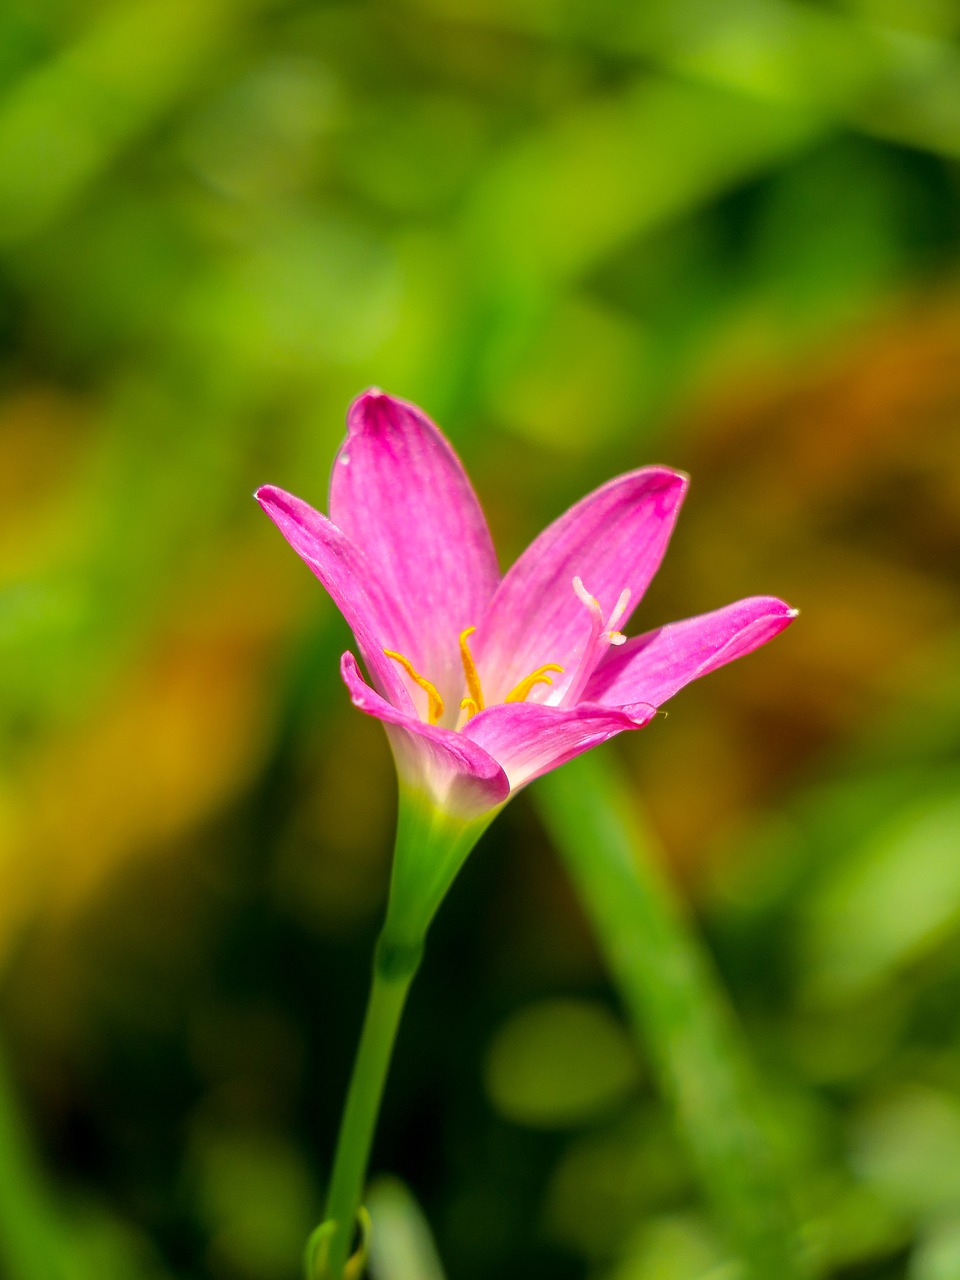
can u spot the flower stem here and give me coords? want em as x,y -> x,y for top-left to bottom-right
308,787 -> 495,1280
315,936 -> 422,1280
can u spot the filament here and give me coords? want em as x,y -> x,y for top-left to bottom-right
383,650 -> 445,724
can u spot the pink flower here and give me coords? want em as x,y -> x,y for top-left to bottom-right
257,390 -> 796,820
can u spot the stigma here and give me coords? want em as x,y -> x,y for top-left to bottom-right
560,577 -> 632,707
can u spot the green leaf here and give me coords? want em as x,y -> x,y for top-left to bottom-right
535,752 -> 809,1280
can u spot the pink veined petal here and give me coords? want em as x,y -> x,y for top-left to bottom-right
329,390 -> 501,708
341,653 -> 510,819
256,484 -> 415,711
474,467 -> 688,704
585,596 -> 798,709
461,699 -> 656,794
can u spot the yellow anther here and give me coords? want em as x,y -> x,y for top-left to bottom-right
459,627 -> 485,713
384,649 -> 445,725
459,696 -> 481,721
505,664 -> 564,704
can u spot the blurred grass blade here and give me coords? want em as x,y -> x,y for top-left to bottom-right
464,75 -> 822,289
366,1177 -> 447,1280
536,753 -> 808,1280
0,1039 -> 77,1280
0,0 -> 256,245
0,1041 -> 161,1280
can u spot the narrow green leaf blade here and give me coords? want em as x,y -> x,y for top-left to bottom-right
536,752 -> 809,1280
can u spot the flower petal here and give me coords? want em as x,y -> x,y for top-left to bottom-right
474,467 -> 687,703
341,653 -> 509,819
462,699 -> 656,793
329,390 -> 501,705
585,596 -> 797,708
256,484 -> 414,710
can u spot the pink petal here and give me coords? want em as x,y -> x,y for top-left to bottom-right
256,484 -> 415,711
475,468 -> 687,702
462,699 -> 656,793
341,653 -> 510,819
585,596 -> 797,708
329,390 -> 501,708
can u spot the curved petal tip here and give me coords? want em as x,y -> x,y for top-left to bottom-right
347,387 -> 413,436
341,653 -> 510,818
254,483 -> 279,507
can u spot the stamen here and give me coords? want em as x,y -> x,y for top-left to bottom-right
459,627 -> 485,712
607,587 -> 631,633
604,587 -> 631,645
384,649 -> 445,725
459,696 -> 481,721
505,665 -> 564,704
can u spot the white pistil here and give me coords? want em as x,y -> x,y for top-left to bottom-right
562,578 -> 632,706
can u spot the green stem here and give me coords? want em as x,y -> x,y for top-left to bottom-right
310,786 -> 495,1280
317,938 -> 421,1280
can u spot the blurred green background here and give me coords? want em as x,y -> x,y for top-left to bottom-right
2,0 -> 960,1277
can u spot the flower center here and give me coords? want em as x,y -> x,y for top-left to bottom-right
458,627 -> 562,720
383,577 -> 628,725
383,629 -> 563,727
